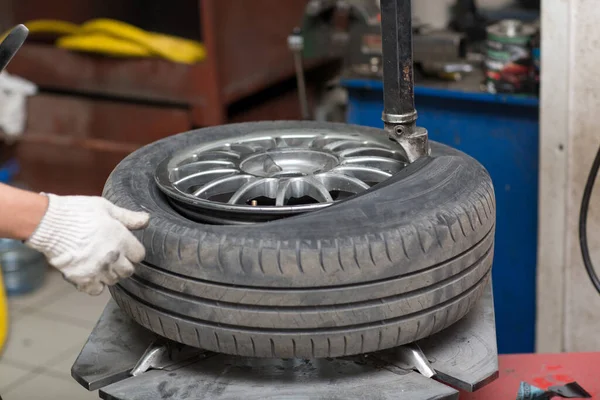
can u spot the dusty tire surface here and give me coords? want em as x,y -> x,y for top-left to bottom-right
105,121 -> 496,358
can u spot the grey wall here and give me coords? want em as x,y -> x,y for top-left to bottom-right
538,0 -> 600,352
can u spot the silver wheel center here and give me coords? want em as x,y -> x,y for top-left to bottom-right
239,149 -> 340,178
154,130 -> 408,222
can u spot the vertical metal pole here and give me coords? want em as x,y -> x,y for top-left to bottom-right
380,0 -> 416,123
289,28 -> 311,120
379,0 -> 429,162
293,51 -> 310,120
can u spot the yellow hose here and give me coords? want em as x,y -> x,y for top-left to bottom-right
57,33 -> 153,58
0,19 -> 78,42
75,19 -> 206,64
24,19 -> 79,36
1,18 -> 207,64
0,267 -> 8,354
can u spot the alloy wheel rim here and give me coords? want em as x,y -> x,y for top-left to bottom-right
155,130 -> 407,223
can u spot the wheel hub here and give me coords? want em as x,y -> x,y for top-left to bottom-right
154,131 -> 408,224
239,149 -> 340,178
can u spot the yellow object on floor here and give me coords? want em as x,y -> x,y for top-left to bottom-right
0,267 -> 8,354
3,18 -> 206,64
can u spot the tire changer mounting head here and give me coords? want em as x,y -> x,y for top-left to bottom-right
293,0 -> 430,162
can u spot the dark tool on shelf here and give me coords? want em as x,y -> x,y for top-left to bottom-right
71,1 -> 499,398
450,0 -> 489,42
0,24 -> 28,73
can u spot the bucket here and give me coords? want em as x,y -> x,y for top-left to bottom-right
0,239 -> 47,296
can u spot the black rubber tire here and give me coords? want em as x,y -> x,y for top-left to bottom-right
104,121 -> 496,358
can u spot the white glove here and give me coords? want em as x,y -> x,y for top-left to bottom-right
26,194 -> 149,295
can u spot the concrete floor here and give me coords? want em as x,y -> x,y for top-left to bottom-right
1,269 -> 106,399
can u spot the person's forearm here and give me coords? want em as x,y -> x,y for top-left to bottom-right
0,183 -> 48,240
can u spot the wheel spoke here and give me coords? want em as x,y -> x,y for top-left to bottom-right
228,178 -> 279,205
323,140 -> 367,152
315,173 -> 370,194
306,136 -> 329,149
330,166 -> 392,185
275,180 -> 292,206
275,177 -> 334,206
229,144 -> 256,155
277,134 -> 316,148
174,169 -> 239,193
303,177 -> 335,203
341,156 -> 405,174
192,174 -> 255,199
339,147 -> 403,160
242,137 -> 277,150
172,161 -> 236,181
191,150 -> 241,163
307,135 -> 348,149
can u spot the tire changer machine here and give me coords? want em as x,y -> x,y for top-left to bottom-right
27,0 -> 497,398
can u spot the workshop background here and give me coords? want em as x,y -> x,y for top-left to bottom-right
2,0 -> 600,398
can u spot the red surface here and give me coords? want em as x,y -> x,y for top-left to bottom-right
460,353 -> 600,399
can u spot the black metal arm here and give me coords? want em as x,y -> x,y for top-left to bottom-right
380,0 -> 415,122
0,24 -> 28,73
379,0 -> 429,162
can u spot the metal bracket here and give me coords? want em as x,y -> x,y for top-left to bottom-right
394,343 -> 437,378
130,339 -> 210,377
384,121 -> 431,162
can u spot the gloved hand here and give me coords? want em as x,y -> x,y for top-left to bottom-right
26,194 -> 149,295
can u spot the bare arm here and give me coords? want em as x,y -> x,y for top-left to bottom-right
0,183 -> 48,240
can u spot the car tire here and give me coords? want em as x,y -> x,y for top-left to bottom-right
104,121 -> 495,358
